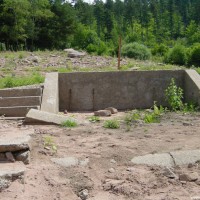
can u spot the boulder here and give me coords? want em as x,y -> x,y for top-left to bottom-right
94,110 -> 112,117
105,107 -> 118,114
64,48 -> 86,58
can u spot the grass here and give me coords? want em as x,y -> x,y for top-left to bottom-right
88,116 -> 100,123
43,136 -> 57,154
0,73 -> 44,89
61,119 -> 78,128
103,119 -> 120,129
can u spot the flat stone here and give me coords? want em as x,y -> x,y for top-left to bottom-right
131,153 -> 174,167
25,109 -> 78,125
0,162 -> 26,179
170,150 -> 200,166
51,157 -> 89,168
105,107 -> 118,114
0,129 -> 32,153
94,110 -> 111,117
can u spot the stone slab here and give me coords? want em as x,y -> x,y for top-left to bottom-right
51,157 -> 89,167
41,73 -> 59,114
0,96 -> 41,107
0,129 -> 32,153
131,153 -> 174,167
0,106 -> 39,117
170,150 -> 200,166
0,88 -> 42,97
0,162 -> 26,179
25,109 -> 77,125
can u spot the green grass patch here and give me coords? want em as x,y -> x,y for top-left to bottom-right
88,116 -> 100,123
61,119 -> 77,128
0,73 -> 44,89
103,119 -> 120,129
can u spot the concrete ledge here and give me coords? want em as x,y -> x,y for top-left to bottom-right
0,88 -> 42,97
25,109 -> 77,125
0,96 -> 41,107
0,106 -> 39,117
184,70 -> 200,104
41,73 -> 59,114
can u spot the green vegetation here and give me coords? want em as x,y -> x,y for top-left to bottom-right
43,136 -> 57,154
121,42 -> 151,60
61,119 -> 78,128
103,119 -> 120,129
0,73 -> 44,89
88,116 -> 100,123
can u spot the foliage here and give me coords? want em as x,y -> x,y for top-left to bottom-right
164,45 -> 188,66
88,116 -> 100,123
152,44 -> 169,56
165,78 -> 184,111
121,42 -> 151,60
43,136 -> 57,154
61,119 -> 77,128
103,119 -> 120,129
0,73 -> 44,89
188,44 -> 200,67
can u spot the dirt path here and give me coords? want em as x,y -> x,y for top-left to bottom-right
1,112 -> 200,200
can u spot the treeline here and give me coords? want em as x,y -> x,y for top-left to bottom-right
0,0 -> 200,60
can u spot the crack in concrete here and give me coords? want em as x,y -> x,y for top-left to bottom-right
168,152 -> 176,167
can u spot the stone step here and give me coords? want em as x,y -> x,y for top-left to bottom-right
0,106 -> 39,117
0,88 -> 42,97
0,96 -> 41,107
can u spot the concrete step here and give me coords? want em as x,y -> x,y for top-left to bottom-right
0,106 -> 39,117
0,96 -> 41,107
0,88 -> 42,97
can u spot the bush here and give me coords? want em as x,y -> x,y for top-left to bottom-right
121,42 -> 151,60
61,120 -> 77,128
103,120 -> 120,129
152,44 -> 169,56
188,44 -> 200,67
164,45 -> 188,65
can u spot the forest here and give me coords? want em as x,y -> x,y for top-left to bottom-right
0,0 -> 200,67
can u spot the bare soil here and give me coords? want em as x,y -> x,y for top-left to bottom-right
1,111 -> 200,200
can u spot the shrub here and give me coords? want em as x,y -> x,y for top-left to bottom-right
103,120 -> 120,129
61,119 -> 77,128
121,42 -> 151,60
152,44 -> 169,56
164,45 -> 188,65
188,44 -> 200,67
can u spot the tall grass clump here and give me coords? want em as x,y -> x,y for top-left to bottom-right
121,42 -> 151,60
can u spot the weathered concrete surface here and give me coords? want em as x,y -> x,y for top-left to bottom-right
0,87 -> 42,97
0,106 -> 39,117
131,153 -> 174,167
25,109 -> 77,125
0,162 -> 26,179
0,128 -> 32,153
51,157 -> 89,167
41,73 -> 59,114
170,150 -> 200,166
0,96 -> 41,107
184,70 -> 200,105
59,71 -> 185,111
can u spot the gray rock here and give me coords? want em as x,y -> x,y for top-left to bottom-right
5,152 -> 15,162
32,56 -> 41,63
94,110 -> 111,117
79,189 -> 89,200
179,172 -> 198,182
162,167 -> 178,179
0,178 -> 10,191
15,150 -> 30,165
64,48 -> 86,58
105,107 -> 118,114
131,153 -> 174,167
108,168 -> 115,173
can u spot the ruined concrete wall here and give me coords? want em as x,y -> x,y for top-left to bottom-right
184,70 -> 200,105
59,70 -> 185,111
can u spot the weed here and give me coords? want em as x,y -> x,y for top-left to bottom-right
103,119 -> 120,129
88,116 -> 100,123
43,136 -> 57,154
61,119 -> 77,128
144,113 -> 159,123
165,78 -> 184,111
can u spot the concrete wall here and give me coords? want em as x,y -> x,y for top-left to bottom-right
59,70 -> 185,111
184,70 -> 200,105
41,73 -> 59,113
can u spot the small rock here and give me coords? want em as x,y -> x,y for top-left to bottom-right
183,122 -> 193,126
179,172 -> 198,182
163,167 -> 177,179
78,189 -> 89,200
110,159 -> 116,164
64,110 -> 68,114
32,56 -> 40,63
105,107 -> 118,114
188,163 -> 194,168
108,168 -> 115,173
15,151 -> 30,165
94,110 -> 111,117
5,152 -> 15,162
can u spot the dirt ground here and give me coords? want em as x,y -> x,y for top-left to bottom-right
1,111 -> 200,200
